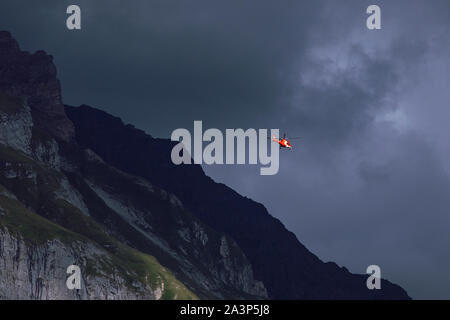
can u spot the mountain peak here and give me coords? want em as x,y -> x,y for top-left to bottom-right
0,31 -> 74,142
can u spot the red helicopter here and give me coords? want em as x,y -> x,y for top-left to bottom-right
271,133 -> 300,150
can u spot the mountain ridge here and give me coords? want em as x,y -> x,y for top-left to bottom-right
65,104 -> 411,300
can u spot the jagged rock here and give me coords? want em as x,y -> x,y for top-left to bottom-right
0,31 -> 74,142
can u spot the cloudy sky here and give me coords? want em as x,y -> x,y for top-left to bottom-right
1,0 -> 449,299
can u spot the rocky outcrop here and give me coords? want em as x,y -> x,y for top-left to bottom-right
0,31 -> 74,142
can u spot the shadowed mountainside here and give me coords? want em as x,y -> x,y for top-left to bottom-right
66,105 -> 411,299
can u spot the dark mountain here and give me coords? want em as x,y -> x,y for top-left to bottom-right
0,30 -> 410,299
0,31 -> 265,299
65,105 -> 411,299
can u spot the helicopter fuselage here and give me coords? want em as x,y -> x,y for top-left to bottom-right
272,137 -> 292,149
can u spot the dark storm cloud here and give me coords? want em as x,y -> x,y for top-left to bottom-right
1,0 -> 450,299
0,0 -> 322,136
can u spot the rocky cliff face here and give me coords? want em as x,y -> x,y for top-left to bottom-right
0,228 -> 156,300
0,31 -> 410,300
